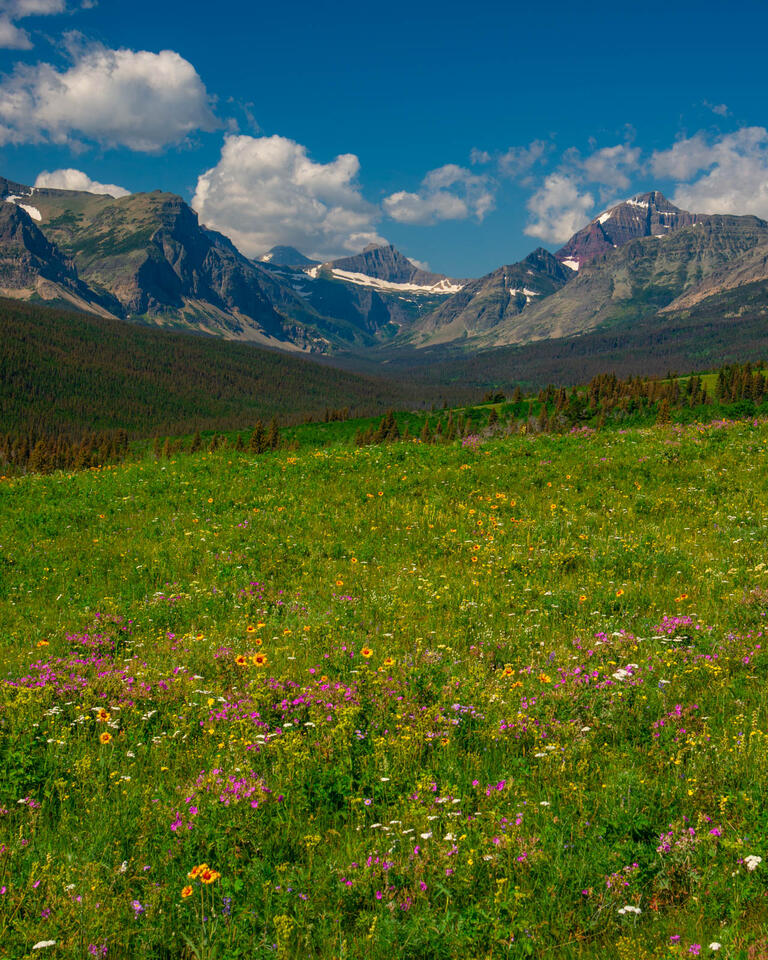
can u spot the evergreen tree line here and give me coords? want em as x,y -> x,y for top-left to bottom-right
1,419 -> 285,475
148,419 -> 285,462
0,429 -> 130,474
355,408 -> 499,446
353,361 -> 768,449
6,360 -> 768,474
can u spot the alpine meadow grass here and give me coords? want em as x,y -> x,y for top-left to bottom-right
1,419 -> 768,958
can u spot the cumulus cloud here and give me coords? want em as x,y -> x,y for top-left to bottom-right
0,44 -> 219,151
192,134 -> 385,261
0,1 -> 84,49
383,164 -> 495,225
4,1 -> 65,13
523,173 -> 594,244
651,127 -> 768,218
34,167 -> 130,196
518,141 -> 640,240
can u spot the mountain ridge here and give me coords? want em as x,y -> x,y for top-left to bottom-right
3,176 -> 768,365
555,191 -> 699,270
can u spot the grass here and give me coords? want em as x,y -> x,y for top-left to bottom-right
1,419 -> 768,957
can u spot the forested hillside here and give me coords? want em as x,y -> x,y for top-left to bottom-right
0,298 -> 458,438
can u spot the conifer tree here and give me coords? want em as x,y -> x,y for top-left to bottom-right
250,421 -> 266,454
266,418 -> 280,450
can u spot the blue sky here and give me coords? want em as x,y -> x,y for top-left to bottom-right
1,0 -> 767,275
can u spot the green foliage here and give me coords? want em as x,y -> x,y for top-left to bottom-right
1,419 -> 768,956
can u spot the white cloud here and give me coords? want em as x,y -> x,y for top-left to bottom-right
0,13 -> 30,46
651,132 -> 720,180
704,101 -> 730,117
0,44 -> 218,151
4,1 -> 65,13
469,148 -> 490,165
498,140 -> 550,179
523,173 -> 594,244
652,127 -> 768,217
192,134 -> 385,261
383,164 -> 495,225
34,167 -> 130,196
579,143 -> 642,190
0,0 -> 80,49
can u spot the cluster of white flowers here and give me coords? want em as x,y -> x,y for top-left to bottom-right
709,944 -> 722,952
617,904 -> 642,915
745,854 -> 762,871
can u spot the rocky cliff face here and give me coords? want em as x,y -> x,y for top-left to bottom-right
661,239 -> 768,312
0,201 -> 76,288
31,190 -> 329,348
556,191 -> 699,270
412,248 -> 572,345
0,202 -> 120,316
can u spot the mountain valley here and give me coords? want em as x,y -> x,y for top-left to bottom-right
2,177 -> 768,374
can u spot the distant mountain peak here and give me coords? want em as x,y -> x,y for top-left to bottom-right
260,245 -> 319,268
557,190 -> 697,270
324,244 -> 453,287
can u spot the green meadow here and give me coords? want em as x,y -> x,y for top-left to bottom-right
1,420 -> 768,958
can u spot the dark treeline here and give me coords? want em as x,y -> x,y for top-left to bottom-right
353,362 -> 768,450
1,419 -> 285,475
3,361 -> 768,474
0,429 -> 130,474
0,298 -> 467,441
355,408 -> 494,446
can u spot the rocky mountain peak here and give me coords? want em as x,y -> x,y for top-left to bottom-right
259,245 -> 319,267
556,190 -> 698,271
326,243 -> 450,286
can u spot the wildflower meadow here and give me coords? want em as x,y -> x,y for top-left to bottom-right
1,418 -> 768,958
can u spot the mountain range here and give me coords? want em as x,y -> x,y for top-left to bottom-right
2,177 -> 768,368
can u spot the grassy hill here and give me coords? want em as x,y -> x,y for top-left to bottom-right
1,420 -> 767,956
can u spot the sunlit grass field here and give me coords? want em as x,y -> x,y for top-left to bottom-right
1,420 -> 768,958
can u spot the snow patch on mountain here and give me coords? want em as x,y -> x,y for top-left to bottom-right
328,268 -> 464,295
509,286 -> 541,304
5,196 -> 42,221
